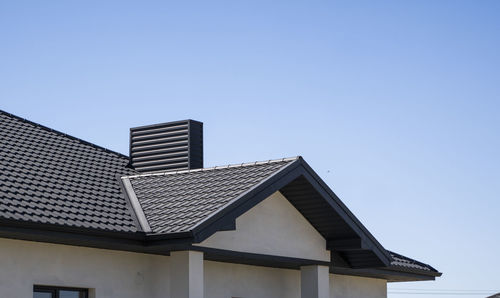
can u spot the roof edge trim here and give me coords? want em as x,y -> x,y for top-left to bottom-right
331,267 -> 437,282
121,177 -> 152,233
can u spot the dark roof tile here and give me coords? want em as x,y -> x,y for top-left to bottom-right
126,158 -> 297,234
388,250 -> 439,273
0,110 -> 138,233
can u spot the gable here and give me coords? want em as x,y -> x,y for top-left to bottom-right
124,156 -> 391,268
195,191 -> 331,262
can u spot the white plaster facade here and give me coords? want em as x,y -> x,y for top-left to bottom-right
330,275 -> 387,298
0,237 -> 386,298
205,261 -> 388,298
196,191 -> 330,262
0,191 -> 387,298
0,237 -> 169,298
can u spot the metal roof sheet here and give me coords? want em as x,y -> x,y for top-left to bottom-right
0,110 -> 138,232
388,250 -> 439,273
124,158 -> 297,233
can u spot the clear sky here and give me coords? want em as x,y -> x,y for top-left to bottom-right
1,1 -> 499,297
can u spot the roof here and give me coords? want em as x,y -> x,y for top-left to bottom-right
388,250 -> 438,273
0,110 -> 138,232
0,109 -> 440,281
123,156 -> 393,268
124,158 -> 297,234
330,251 -> 440,282
487,294 -> 500,298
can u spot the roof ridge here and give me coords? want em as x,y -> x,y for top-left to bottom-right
123,156 -> 300,179
0,109 -> 131,161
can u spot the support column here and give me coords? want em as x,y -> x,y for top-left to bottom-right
170,250 -> 204,298
301,265 -> 330,298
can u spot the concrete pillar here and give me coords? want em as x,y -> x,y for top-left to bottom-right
301,265 -> 330,298
170,251 -> 204,298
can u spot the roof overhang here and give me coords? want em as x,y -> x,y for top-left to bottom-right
331,266 -> 441,282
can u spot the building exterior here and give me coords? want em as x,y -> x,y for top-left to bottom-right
0,110 -> 441,298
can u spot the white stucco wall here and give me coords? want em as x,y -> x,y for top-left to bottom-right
330,274 -> 387,298
205,261 -> 388,298
0,237 -> 170,298
0,237 -> 387,298
197,191 -> 331,262
205,260 -> 301,298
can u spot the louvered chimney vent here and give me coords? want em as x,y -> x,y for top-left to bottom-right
129,120 -> 203,173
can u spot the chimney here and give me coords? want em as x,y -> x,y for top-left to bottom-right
129,120 -> 203,173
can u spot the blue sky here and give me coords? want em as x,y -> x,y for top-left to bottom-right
1,1 -> 499,297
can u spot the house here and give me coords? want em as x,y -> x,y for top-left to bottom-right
0,109 -> 441,298
487,294 -> 500,298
